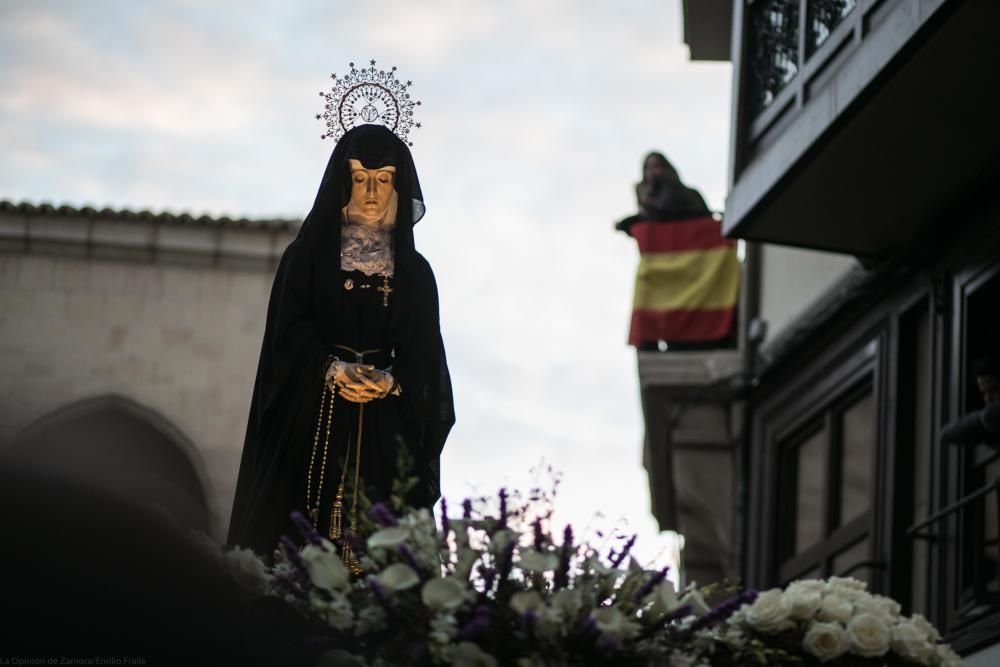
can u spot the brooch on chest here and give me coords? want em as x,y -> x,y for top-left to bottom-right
343,274 -> 393,307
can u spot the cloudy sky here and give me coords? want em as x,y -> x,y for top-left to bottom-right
0,0 -> 732,568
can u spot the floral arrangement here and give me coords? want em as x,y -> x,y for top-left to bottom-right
211,483 -> 963,667
716,577 -> 964,666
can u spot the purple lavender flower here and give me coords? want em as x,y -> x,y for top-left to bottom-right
597,634 -> 620,653
280,535 -> 310,578
497,539 -> 516,585
440,497 -> 450,536
533,518 -> 544,550
290,510 -> 323,547
457,605 -> 492,641
633,566 -> 670,602
609,534 -> 637,569
555,524 -> 573,590
369,502 -> 398,527
273,571 -> 308,598
462,498 -> 473,520
498,488 -> 508,528
689,589 -> 759,632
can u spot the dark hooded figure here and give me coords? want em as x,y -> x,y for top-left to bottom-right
615,151 -> 711,235
227,124 -> 455,562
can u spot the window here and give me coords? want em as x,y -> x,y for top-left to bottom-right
776,383 -> 877,584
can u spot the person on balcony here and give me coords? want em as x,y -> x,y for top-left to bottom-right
615,152 -> 738,352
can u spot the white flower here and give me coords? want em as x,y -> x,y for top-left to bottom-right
550,588 -> 583,619
910,613 -> 942,642
784,581 -> 824,620
846,612 -> 891,657
935,644 -> 963,667
648,580 -> 682,617
429,611 -> 458,645
519,550 -> 559,573
890,619 -> 937,665
681,589 -> 712,617
855,594 -> 901,620
826,576 -> 868,593
745,588 -> 794,633
510,591 -> 545,616
377,563 -> 420,592
816,593 -> 854,623
422,577 -> 466,612
355,604 -> 386,635
223,545 -> 269,592
451,641 -> 499,667
368,526 -> 408,549
802,621 -> 849,662
590,607 -> 640,640
300,541 -> 350,592
318,590 -> 354,631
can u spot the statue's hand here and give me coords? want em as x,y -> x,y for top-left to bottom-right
327,361 -> 388,403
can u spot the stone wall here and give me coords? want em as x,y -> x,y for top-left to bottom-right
0,203 -> 297,539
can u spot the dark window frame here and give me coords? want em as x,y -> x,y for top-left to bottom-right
755,335 -> 883,586
940,259 -> 1000,636
775,376 -> 878,583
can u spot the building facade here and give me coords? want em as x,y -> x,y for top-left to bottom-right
0,200 -> 297,540
686,0 -> 1000,661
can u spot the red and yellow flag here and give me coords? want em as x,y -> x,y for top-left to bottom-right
628,217 -> 738,347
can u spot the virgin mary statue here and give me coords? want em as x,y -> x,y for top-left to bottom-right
227,124 -> 455,562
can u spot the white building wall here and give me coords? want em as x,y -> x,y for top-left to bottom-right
758,245 -> 858,343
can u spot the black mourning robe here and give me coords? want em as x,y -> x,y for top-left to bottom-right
227,125 -> 455,560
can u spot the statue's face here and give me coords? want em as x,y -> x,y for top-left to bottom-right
348,158 -> 396,218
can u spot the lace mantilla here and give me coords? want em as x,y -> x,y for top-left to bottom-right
340,222 -> 394,276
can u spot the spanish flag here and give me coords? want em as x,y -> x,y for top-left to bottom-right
628,217 -> 738,347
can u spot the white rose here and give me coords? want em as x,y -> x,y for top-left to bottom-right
826,576 -> 868,593
300,542 -> 350,592
422,576 -> 466,612
224,545 -> 269,592
451,641 -> 499,667
788,579 -> 826,595
817,593 -> 854,623
519,550 -> 559,573
910,613 -> 942,642
377,563 -> 420,592
846,612 -> 891,657
802,621 -> 849,662
856,594 -> 901,620
785,582 -> 824,621
590,607 -> 640,640
746,588 -> 794,633
934,645 -> 963,667
510,590 -> 544,616
891,620 -> 937,665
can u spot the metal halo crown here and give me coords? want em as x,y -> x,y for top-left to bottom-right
316,60 -> 422,146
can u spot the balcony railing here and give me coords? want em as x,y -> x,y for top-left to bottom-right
746,0 -> 857,118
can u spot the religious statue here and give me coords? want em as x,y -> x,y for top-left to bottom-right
227,64 -> 454,566
615,151 -> 738,351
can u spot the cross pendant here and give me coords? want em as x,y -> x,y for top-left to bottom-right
377,274 -> 393,307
